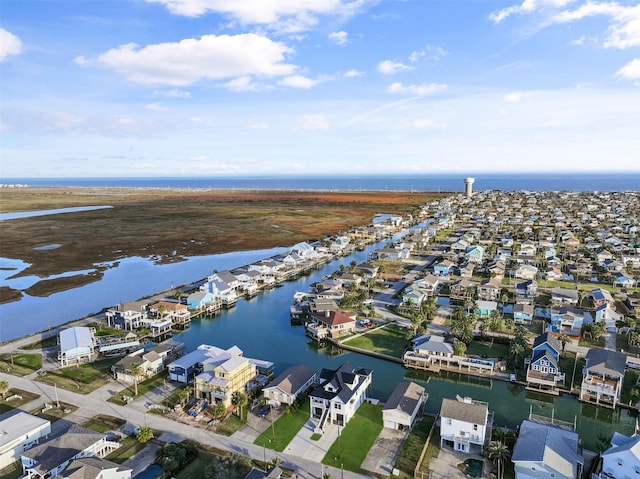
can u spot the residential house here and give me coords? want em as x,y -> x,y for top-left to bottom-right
309,362 -> 372,433
596,432 -> 640,479
488,260 -> 507,279
186,291 -> 215,311
58,456 -> 131,479
402,287 -> 426,306
625,292 -> 640,317
105,301 -> 148,330
382,381 -> 426,431
513,302 -> 535,324
475,300 -> 498,318
511,419 -> 583,479
194,345 -> 274,408
585,288 -> 614,308
111,342 -> 182,384
306,310 -> 357,341
449,278 -> 477,301
0,413 -> 51,470
515,264 -> 539,281
58,327 -> 96,366
525,333 -> 565,394
477,279 -> 502,301
153,300 -> 191,328
465,245 -> 485,263
433,259 -> 455,276
439,396 -> 492,454
515,280 -> 538,299
580,348 -> 627,409
244,467 -> 283,479
458,263 -> 476,278
415,274 -> 442,297
549,307 -> 588,335
551,287 -> 579,306
263,364 -> 317,406
21,425 -> 122,479
404,334 -> 455,369
604,259 -> 625,273
613,272 -> 635,289
354,263 -> 379,279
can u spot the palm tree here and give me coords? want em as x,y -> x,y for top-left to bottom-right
454,341 -> 467,357
487,440 -> 510,479
270,457 -> 281,469
509,342 -> 525,369
130,362 -> 142,396
179,386 -> 193,407
0,379 -> 9,398
558,334 -> 571,356
231,391 -> 248,419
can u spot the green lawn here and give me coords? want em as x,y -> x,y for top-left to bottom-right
176,450 -> 217,479
254,399 -> 310,451
394,415 -> 435,476
81,414 -> 127,433
23,335 -> 59,350
578,336 -> 606,348
107,371 -> 169,405
558,352 -> 586,391
322,402 -> 382,473
37,357 -> 119,393
342,325 -> 408,358
465,340 -> 509,359
105,436 -> 148,464
0,388 -> 40,414
216,411 -> 247,436
0,461 -> 22,479
30,401 -> 77,423
0,353 -> 42,375
621,369 -> 640,406
419,426 -> 440,473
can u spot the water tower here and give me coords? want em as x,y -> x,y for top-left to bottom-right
464,177 -> 475,198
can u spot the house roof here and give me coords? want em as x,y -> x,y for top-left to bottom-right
264,364 -> 316,396
585,348 -> 627,377
311,310 -> 356,327
311,362 -> 372,404
62,456 -> 131,479
22,425 -> 106,475
533,332 -> 561,353
384,381 -> 425,416
59,327 -> 94,353
605,432 -> 640,458
512,420 -> 582,479
0,412 -> 50,450
412,334 -> 454,355
440,397 -> 488,425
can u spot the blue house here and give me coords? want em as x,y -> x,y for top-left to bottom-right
513,302 -> 534,324
187,291 -> 214,311
433,259 -> 455,276
465,245 -> 484,263
525,332 -> 565,394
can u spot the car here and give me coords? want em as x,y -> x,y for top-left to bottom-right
259,405 -> 271,417
358,319 -> 368,326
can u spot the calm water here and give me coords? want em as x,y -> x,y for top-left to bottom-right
4,173 -> 640,192
0,205 -> 113,221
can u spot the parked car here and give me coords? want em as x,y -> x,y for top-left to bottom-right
259,405 -> 271,417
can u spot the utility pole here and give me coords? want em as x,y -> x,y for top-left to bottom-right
55,383 -> 60,408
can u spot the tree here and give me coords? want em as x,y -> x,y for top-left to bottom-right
558,334 -> 571,356
0,379 -> 9,398
509,342 -> 525,368
214,402 -> 227,419
130,362 -> 143,396
136,426 -> 154,443
158,441 -> 198,476
422,297 -> 438,322
178,386 -> 193,407
204,453 -> 252,479
454,341 -> 467,357
270,456 -> 281,469
487,440 -> 510,479
231,391 -> 248,419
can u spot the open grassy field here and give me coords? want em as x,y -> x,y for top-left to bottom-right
0,188 -> 442,302
342,324 -> 409,358
36,357 -> 119,393
254,399 -> 310,451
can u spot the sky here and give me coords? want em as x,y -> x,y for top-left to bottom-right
1,0 -> 639,178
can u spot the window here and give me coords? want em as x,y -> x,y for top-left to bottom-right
473,424 -> 478,431
446,418 -> 452,426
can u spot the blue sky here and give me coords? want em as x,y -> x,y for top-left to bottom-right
1,0 -> 639,177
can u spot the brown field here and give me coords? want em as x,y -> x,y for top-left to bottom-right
0,187 -> 445,302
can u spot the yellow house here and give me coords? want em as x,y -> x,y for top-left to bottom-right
193,345 -> 272,408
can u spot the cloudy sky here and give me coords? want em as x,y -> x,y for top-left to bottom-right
1,0 -> 639,177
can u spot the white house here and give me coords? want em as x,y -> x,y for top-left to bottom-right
263,364 -> 317,406
0,413 -> 51,470
439,396 -> 492,454
382,381 -> 426,431
58,327 -> 96,366
59,456 -> 131,479
309,362 -> 372,433
596,432 -> 640,479
512,419 -> 583,479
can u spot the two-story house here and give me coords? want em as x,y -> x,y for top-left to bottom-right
305,310 -> 357,341
439,396 -> 492,454
382,381 -> 426,431
596,432 -> 640,479
309,362 -> 372,434
525,333 -> 565,395
580,348 -> 627,409
263,364 -> 317,406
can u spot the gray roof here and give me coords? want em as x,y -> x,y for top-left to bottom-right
413,334 -> 454,355
585,348 -> 627,377
512,420 -> 582,479
384,381 -> 425,416
311,362 -> 372,404
0,412 -> 50,450
533,332 -> 561,353
22,425 -> 106,475
440,397 -> 488,425
59,327 -> 94,353
62,456 -> 131,479
265,364 -> 316,396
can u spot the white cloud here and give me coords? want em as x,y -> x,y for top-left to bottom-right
145,102 -> 168,111
224,76 -> 262,91
489,0 -> 575,23
409,45 -> 449,62
249,121 -> 268,129
504,91 -> 532,102
0,28 -> 23,61
344,69 -> 364,78
387,82 -> 446,96
329,30 -> 348,45
191,155 -> 208,161
300,114 -> 329,130
78,33 -> 296,86
377,60 -> 414,75
410,118 -> 446,129
616,58 -> 640,79
145,0 -> 366,33
153,89 -> 192,98
278,75 -> 319,88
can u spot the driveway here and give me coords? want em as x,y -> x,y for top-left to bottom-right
361,427 -> 407,476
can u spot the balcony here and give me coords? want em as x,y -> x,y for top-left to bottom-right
527,369 -> 565,386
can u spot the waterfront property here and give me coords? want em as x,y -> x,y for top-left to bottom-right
111,341 -> 183,384
511,419 -> 584,479
58,326 -> 97,366
309,362 -> 372,433
439,396 -> 492,454
580,348 -> 627,409
262,364 -> 317,406
595,432 -> 640,479
0,413 -> 51,470
524,332 -> 565,395
20,425 -> 125,479
382,381 -> 426,431
305,310 -> 356,341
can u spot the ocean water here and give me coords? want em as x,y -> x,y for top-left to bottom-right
3,173 -> 639,192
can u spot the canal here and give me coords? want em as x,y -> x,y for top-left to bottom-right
167,242 -> 636,452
